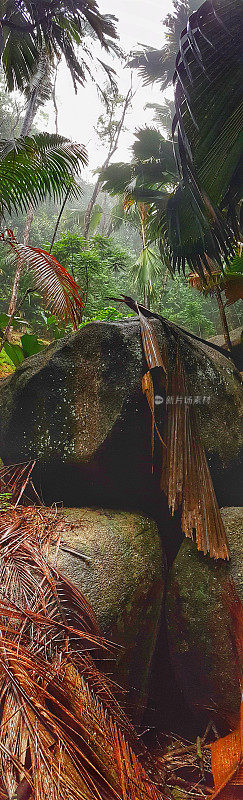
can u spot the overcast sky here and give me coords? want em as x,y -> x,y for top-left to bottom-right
43,0 -> 174,180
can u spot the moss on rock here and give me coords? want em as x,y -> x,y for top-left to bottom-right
49,507 -> 164,722
166,506 -> 243,729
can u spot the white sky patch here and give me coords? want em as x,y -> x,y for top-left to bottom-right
43,0 -> 174,180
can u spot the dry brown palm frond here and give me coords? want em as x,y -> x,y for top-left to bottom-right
159,344 -> 229,560
2,230 -> 84,327
137,310 -> 229,560
0,640 -> 164,800
210,706 -> 243,799
152,732 -> 213,799
0,475 -> 165,800
0,461 -> 37,507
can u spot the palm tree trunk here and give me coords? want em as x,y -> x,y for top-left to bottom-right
143,287 -> 150,309
83,83 -> 133,239
215,286 -> 232,351
83,180 -> 102,239
7,57 -> 48,325
7,204 -> 34,328
49,186 -> 71,253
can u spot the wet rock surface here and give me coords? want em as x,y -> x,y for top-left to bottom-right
0,319 -> 242,513
50,507 -> 165,722
165,506 -> 243,729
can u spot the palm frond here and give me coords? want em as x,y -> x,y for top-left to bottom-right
145,100 -> 175,136
1,1 -> 119,92
1,231 -> 85,326
0,465 -> 164,799
100,163 -> 134,195
132,246 -> 162,298
0,460 -> 36,506
101,134 -> 177,200
165,0 -> 242,273
129,1 -> 200,89
112,297 -> 230,560
130,1 -> 242,277
132,128 -> 174,162
0,133 -> 87,216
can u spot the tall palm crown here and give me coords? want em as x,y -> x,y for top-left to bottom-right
129,0 -> 201,90
111,0 -> 242,278
0,0 -> 119,90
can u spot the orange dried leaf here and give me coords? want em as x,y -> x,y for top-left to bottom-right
210,702 -> 243,798
138,319 -> 229,560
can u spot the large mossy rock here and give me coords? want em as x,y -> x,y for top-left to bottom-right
165,506 -> 243,730
50,507 -> 164,722
0,319 -> 242,509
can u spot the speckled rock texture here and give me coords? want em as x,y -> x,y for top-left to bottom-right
0,319 -> 242,508
49,507 -> 164,722
165,506 -> 243,729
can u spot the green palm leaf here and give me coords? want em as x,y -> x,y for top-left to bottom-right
0,133 -> 87,216
0,1 -> 118,91
129,1 -> 200,89
163,0 -> 242,273
129,0 -> 242,277
101,132 -> 177,196
132,246 -> 162,298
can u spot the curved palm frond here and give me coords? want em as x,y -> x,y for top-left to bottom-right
129,45 -> 175,90
101,132 -> 177,198
163,0 -> 242,274
145,100 -> 175,137
1,231 -> 85,326
129,1 -> 200,89
0,0 -> 119,91
132,128 -> 175,164
0,466 -> 163,800
0,133 -> 87,216
132,246 -> 162,299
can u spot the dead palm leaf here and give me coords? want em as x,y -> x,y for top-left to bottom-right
110,297 -> 230,560
1,230 -> 84,327
0,461 -> 36,506
0,466 -> 165,800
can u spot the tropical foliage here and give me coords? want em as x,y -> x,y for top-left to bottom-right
0,131 -> 88,339
129,0 -> 200,90
132,0 -> 242,278
0,0 -> 119,91
101,127 -> 177,198
1,230 -> 85,326
110,295 -> 230,559
103,0 -> 243,313
50,231 -> 134,322
164,0 -> 242,274
0,464 -> 163,800
0,133 -> 87,216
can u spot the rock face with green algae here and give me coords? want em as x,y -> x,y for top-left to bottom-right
0,319 -> 242,508
165,506 -> 243,730
49,507 -> 164,723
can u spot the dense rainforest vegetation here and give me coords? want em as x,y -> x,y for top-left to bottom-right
0,2 -> 242,799
0,3 -> 242,373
